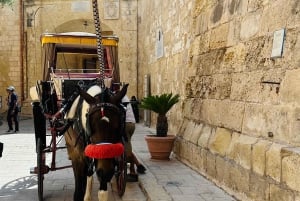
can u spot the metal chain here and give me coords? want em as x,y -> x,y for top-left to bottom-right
92,0 -> 105,87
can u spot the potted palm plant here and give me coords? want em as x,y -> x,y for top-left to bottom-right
140,93 -> 179,160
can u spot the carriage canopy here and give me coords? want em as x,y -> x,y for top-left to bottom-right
41,32 -> 120,83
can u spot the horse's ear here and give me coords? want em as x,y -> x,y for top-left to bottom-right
78,87 -> 97,104
111,84 -> 129,103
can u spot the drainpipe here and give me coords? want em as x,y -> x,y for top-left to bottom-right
136,0 -> 139,98
19,0 -> 24,101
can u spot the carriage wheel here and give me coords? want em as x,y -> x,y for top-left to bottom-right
116,153 -> 127,197
37,138 -> 44,201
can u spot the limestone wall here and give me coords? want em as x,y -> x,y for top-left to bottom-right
138,0 -> 300,200
0,2 -> 21,112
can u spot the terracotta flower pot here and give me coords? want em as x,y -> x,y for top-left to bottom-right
144,135 -> 176,160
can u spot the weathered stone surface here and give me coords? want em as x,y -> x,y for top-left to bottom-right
280,69 -> 300,106
222,43 -> 246,72
200,99 -> 244,132
266,143 -> 285,182
227,133 -> 257,170
240,13 -> 261,40
197,124 -> 213,148
282,147 -> 300,192
260,1 -> 295,35
269,184 -> 294,201
243,104 -> 298,143
190,123 -> 203,143
215,155 -> 230,184
208,127 -> 232,156
229,163 -> 250,195
195,11 -> 209,35
252,139 -> 272,176
249,173 -> 268,201
206,151 -> 216,178
195,147 -> 208,173
209,22 -> 229,49
182,121 -> 196,141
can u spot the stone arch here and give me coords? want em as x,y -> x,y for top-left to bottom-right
53,19 -> 114,35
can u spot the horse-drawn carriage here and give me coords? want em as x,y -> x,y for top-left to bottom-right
30,32 -> 128,201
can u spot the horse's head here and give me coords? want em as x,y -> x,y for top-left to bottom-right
64,84 -> 129,200
77,84 -> 128,189
78,84 -> 128,149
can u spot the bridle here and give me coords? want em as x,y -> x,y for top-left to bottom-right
85,90 -> 126,143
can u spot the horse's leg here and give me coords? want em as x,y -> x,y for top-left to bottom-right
98,190 -> 108,201
98,180 -> 108,201
72,161 -> 88,201
84,176 -> 93,201
65,129 -> 87,201
96,168 -> 113,201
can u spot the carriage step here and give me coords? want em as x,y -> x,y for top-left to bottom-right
30,165 -> 50,174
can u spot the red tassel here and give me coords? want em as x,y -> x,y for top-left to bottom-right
84,143 -> 124,159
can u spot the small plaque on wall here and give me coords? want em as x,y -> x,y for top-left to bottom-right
104,0 -> 119,19
156,28 -> 164,58
271,29 -> 285,58
71,1 -> 90,12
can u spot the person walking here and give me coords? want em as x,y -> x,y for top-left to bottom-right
122,94 -> 146,182
6,86 -> 19,133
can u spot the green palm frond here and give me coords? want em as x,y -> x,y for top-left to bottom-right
140,93 -> 179,115
0,0 -> 14,6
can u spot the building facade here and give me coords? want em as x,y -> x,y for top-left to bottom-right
2,0 -> 300,200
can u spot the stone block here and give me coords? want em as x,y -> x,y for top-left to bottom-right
190,32 -> 211,56
227,19 -> 241,48
215,155 -> 230,184
190,123 -> 203,143
195,48 -> 226,76
206,151 -> 216,178
195,11 -> 209,35
282,147 -> 300,192
280,69 -> 300,106
208,127 -> 232,156
208,73 -> 232,99
266,143 -> 285,182
177,119 -> 189,137
243,103 -> 298,143
229,163 -> 250,194
222,43 -> 247,73
200,99 -> 244,132
240,12 -> 261,40
182,121 -> 196,141
180,139 -> 190,161
197,124 -> 213,148
230,71 -> 264,103
195,148 -> 208,173
252,139 -> 272,176
182,99 -> 193,119
189,143 -> 199,165
260,1 -> 295,35
227,133 -> 257,170
209,22 -> 229,49
269,184 -> 294,201
249,173 -> 268,201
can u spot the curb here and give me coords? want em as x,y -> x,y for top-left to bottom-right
138,163 -> 172,201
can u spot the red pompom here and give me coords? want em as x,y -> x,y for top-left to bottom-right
84,143 -> 124,159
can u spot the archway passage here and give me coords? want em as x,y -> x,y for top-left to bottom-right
54,19 -> 114,35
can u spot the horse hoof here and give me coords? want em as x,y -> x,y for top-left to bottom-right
98,190 -> 108,201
